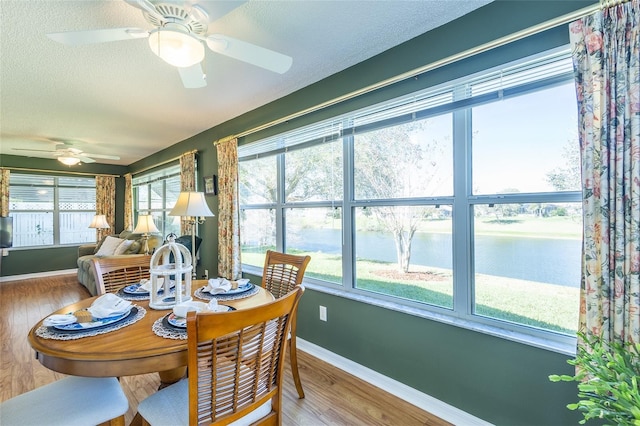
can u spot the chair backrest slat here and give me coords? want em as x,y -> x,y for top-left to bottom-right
91,255 -> 151,295
187,286 -> 303,425
262,250 -> 311,299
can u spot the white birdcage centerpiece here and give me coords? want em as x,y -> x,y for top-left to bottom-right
148,235 -> 192,310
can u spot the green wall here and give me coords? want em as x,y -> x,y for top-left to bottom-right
296,288 -> 580,425
2,1 -> 595,423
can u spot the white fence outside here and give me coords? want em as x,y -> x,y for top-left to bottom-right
11,212 -> 96,247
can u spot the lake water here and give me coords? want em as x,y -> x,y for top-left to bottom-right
289,229 -> 582,287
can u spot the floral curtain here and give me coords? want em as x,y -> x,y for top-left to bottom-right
95,175 -> 116,242
180,151 -> 196,235
570,0 -> 640,345
216,138 -> 241,280
0,168 -> 9,217
123,173 -> 133,231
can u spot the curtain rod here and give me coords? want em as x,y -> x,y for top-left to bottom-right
213,136 -> 237,146
131,149 -> 198,176
2,166 -> 120,178
234,1 -> 609,140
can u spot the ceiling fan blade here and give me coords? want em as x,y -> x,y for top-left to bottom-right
206,34 -> 293,74
11,148 -> 56,154
47,28 -> 149,46
178,63 -> 207,89
81,153 -> 121,160
75,155 -> 96,164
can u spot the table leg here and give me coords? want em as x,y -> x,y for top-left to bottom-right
158,366 -> 187,389
129,412 -> 143,426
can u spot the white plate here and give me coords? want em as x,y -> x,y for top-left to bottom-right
167,306 -> 234,328
203,282 -> 254,296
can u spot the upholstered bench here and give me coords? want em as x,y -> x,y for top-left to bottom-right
77,230 -> 162,296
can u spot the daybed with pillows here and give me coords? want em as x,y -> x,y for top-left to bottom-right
77,231 -> 203,296
77,230 -> 162,296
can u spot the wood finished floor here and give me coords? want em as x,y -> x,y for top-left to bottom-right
0,274 -> 451,426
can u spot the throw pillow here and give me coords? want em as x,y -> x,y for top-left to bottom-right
95,236 -> 126,256
124,240 -> 142,254
93,235 -> 110,254
114,239 -> 135,255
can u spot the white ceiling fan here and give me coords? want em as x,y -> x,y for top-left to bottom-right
45,0 -> 293,89
12,143 -> 120,166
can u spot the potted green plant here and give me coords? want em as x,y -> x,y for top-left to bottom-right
549,332 -> 640,425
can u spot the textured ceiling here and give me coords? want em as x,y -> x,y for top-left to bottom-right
0,0 -> 491,166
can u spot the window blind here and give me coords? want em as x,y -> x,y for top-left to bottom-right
239,47 -> 573,160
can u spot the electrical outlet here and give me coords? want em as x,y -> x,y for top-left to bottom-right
204,269 -> 209,280
319,305 -> 327,322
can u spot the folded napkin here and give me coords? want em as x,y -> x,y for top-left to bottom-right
139,278 -> 171,293
88,293 -> 132,319
173,301 -> 209,318
173,299 -> 222,317
139,279 -> 152,292
43,314 -> 77,327
235,278 -> 250,287
205,278 -> 232,294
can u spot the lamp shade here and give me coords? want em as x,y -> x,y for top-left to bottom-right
59,156 -> 81,166
133,215 -> 160,234
88,214 -> 110,229
169,192 -> 215,217
148,28 -> 204,68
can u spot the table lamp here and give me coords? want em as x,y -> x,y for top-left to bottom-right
168,191 -> 214,278
88,214 -> 110,243
133,214 -> 160,255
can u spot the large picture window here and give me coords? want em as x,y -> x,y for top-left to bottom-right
133,165 -> 181,238
238,47 -> 582,346
9,173 -> 96,247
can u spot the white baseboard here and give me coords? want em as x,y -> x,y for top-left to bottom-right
0,269 -> 77,283
297,338 -> 492,426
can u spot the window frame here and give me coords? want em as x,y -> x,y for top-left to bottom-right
8,173 -> 97,247
132,164 -> 181,238
239,47 -> 581,354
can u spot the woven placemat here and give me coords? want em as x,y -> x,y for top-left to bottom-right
152,314 -> 187,340
36,305 -> 146,340
116,287 -> 150,301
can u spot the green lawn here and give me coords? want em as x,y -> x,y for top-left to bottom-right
242,250 -> 579,335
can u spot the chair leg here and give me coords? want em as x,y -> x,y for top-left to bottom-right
289,334 -> 305,399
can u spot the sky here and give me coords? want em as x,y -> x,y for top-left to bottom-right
471,82 -> 579,194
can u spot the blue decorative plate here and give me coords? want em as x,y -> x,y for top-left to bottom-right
52,307 -> 137,332
123,283 -> 174,296
123,284 -> 149,295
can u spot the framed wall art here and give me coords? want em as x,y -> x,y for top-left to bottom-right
203,175 -> 218,196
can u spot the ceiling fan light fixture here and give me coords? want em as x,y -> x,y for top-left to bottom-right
148,28 -> 204,68
58,156 -> 81,166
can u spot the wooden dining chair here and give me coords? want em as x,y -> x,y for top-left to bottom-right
261,250 -> 311,399
91,255 -> 152,295
137,286 -> 304,426
0,376 -> 128,426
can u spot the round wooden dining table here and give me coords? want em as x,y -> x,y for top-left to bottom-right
28,280 -> 274,385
